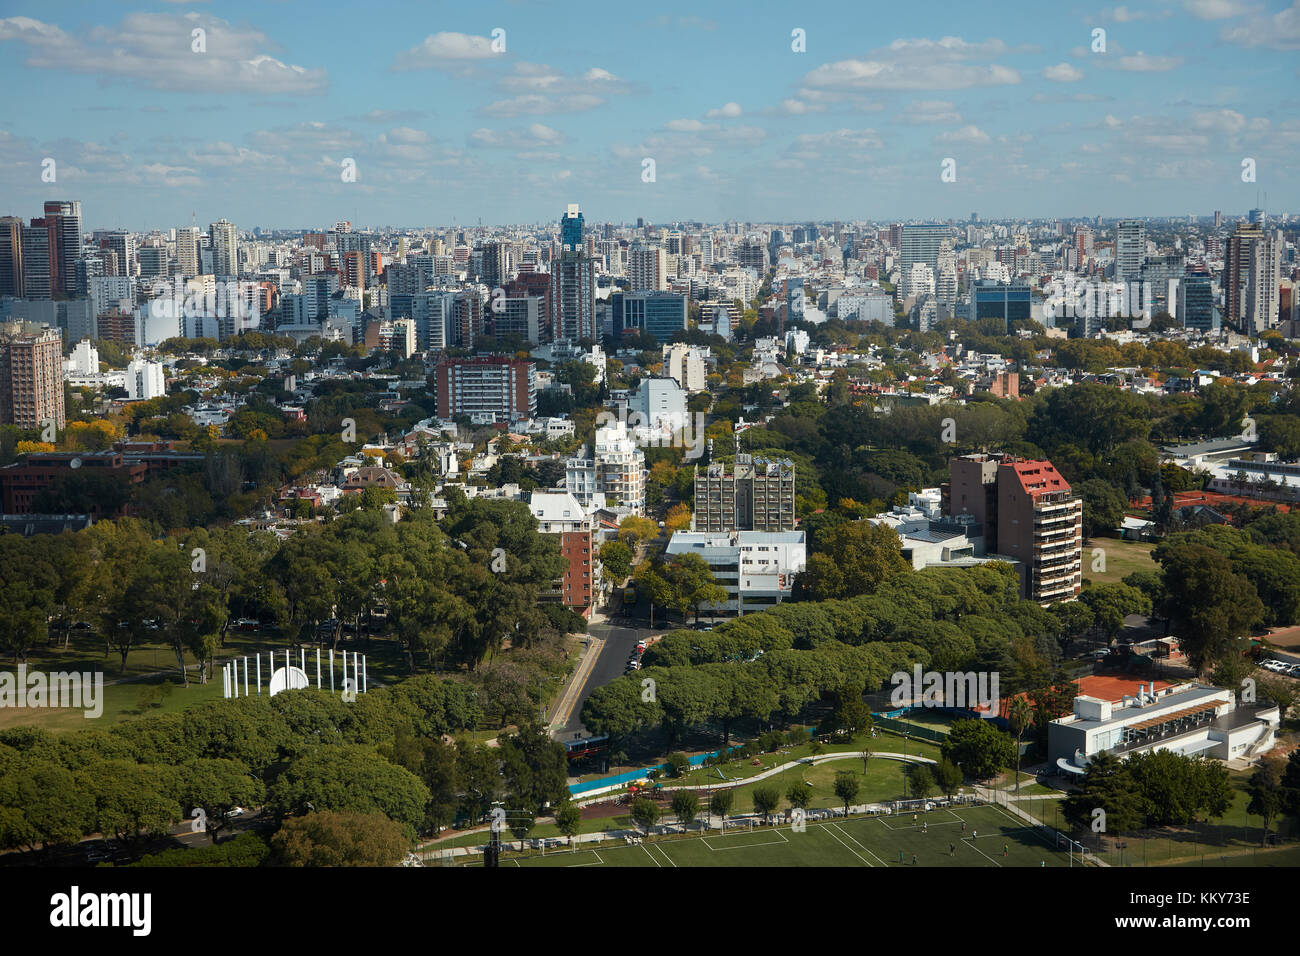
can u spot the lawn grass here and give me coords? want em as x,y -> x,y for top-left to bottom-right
454,803 -> 1075,868
0,628 -> 408,734
660,731 -> 943,791
1081,537 -> 1157,586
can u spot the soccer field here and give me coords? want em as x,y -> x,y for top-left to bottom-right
465,804 -> 1083,868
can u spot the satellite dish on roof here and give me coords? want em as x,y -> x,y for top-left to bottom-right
269,665 -> 309,696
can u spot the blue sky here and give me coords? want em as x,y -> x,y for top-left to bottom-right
1,0 -> 1297,230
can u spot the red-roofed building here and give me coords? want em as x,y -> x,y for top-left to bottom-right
945,453 -> 1082,604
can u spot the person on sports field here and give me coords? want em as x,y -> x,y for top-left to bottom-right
1003,844 -> 1008,857
949,843 -> 955,856
912,853 -> 917,866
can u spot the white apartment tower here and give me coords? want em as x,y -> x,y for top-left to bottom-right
209,219 -> 238,277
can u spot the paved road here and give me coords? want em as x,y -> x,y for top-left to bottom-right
552,618 -> 655,740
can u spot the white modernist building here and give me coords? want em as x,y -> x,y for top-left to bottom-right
566,420 -> 646,514
124,358 -> 167,400
662,342 -> 708,393
1048,682 -> 1280,774
665,530 -> 807,616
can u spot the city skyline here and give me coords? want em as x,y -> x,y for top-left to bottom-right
1,1 -> 1298,230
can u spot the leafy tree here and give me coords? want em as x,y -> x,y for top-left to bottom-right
498,724 -> 568,815
78,760 -> 181,854
751,786 -> 781,825
600,540 -> 633,581
272,811 -> 408,866
904,763 -> 936,799
666,752 -> 690,778
268,746 -> 430,838
1127,750 -> 1233,827
670,790 -> 699,828
786,781 -> 813,810
1063,752 -> 1144,834
833,771 -> 860,816
933,758 -> 963,798
793,521 -> 910,601
630,796 -> 660,833
1080,583 -> 1151,644
941,719 -> 1017,781
1154,543 -> 1265,675
175,758 -> 266,844
1007,696 -> 1034,792
0,756 -> 94,853
1246,756 -> 1287,847
554,801 -> 582,847
1078,479 -> 1128,540
709,789 -> 735,826
0,537 -> 58,664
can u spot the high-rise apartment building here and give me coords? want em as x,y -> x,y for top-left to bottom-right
1114,219 -> 1146,284
1224,223 -> 1281,336
0,327 -> 66,431
944,453 -> 1081,604
550,204 -> 596,341
209,219 -> 238,277
1177,272 -> 1219,332
899,224 -> 948,298
693,455 -> 796,533
0,217 -> 23,297
480,240 -> 509,288
628,241 -> 668,292
96,231 -> 135,280
19,224 -> 51,299
176,227 -> 201,276
42,201 -> 82,296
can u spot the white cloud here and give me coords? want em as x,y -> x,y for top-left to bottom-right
1116,52 -> 1184,71
937,124 -> 991,144
805,58 -> 1020,91
896,100 -> 963,124
1184,0 -> 1253,19
1043,62 -> 1084,82
801,36 -> 1022,91
392,32 -> 498,70
1220,0 -> 1300,49
498,63 -> 628,94
481,94 -> 606,117
791,128 -> 885,153
0,13 -> 327,94
706,102 -> 743,118
1104,5 -> 1175,20
469,124 -> 565,149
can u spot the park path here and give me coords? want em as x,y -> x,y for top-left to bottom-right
656,750 -> 938,795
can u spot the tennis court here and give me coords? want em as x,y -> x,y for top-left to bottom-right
462,803 -> 1083,868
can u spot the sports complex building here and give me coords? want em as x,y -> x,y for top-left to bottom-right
1047,680 -> 1280,774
